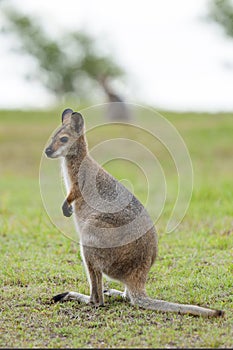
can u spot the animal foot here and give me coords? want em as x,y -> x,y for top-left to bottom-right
52,292 -> 69,303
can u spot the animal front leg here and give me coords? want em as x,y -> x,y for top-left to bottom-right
62,188 -> 76,217
52,291 -> 90,304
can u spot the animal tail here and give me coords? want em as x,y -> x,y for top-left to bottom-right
130,296 -> 224,317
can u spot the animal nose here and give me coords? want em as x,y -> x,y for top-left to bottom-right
45,147 -> 53,157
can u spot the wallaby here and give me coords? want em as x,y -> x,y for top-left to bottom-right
45,108 -> 224,318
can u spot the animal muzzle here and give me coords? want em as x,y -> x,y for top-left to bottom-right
45,147 -> 54,157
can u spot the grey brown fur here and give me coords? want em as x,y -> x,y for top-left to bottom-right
45,109 -> 224,318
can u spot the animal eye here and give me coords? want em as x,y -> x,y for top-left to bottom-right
60,136 -> 69,143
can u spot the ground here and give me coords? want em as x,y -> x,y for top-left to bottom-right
0,109 -> 232,348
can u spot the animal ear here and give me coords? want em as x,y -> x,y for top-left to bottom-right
70,112 -> 84,133
62,108 -> 73,124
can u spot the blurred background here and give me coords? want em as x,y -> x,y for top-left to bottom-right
0,0 -> 233,111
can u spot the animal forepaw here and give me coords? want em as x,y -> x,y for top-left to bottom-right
62,200 -> 73,217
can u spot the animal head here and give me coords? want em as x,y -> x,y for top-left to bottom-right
45,108 -> 84,158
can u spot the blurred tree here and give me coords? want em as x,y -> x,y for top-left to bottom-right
208,0 -> 233,37
2,7 -> 124,101
98,74 -> 131,121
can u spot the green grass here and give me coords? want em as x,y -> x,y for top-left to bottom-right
0,109 -> 232,348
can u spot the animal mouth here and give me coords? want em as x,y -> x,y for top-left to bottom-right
45,146 -> 66,158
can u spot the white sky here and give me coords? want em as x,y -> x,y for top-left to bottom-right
0,0 -> 233,111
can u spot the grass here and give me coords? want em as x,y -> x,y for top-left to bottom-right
0,108 -> 232,348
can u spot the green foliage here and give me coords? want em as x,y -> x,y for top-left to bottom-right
0,110 -> 233,347
208,0 -> 233,37
2,8 -> 124,99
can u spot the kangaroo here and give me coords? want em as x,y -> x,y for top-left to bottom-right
45,108 -> 224,317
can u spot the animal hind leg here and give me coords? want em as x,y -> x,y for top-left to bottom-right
86,261 -> 104,306
124,266 -> 149,303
